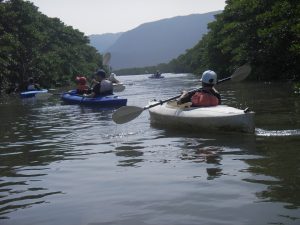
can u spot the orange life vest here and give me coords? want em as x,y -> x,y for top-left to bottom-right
191,91 -> 219,107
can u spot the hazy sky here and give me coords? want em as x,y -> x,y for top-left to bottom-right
29,0 -> 226,35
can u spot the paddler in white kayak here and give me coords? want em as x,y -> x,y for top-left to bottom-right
177,70 -> 221,107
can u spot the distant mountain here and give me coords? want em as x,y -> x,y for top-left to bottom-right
89,11 -> 221,69
89,32 -> 123,53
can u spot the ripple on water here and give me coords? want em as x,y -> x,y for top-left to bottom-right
256,128 -> 300,137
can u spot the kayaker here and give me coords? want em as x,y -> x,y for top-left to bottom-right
75,76 -> 89,95
85,69 -> 113,97
177,70 -> 221,107
155,70 -> 161,78
27,78 -> 40,91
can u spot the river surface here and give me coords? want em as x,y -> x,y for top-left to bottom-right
0,73 -> 300,225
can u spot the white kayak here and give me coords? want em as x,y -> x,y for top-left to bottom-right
148,101 -> 255,133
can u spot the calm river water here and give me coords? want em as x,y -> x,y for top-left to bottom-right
0,73 -> 300,225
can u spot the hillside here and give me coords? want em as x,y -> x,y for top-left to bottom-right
89,32 -> 123,53
89,11 -> 221,69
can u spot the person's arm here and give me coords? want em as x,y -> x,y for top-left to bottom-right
84,82 -> 99,97
212,87 -> 221,104
177,91 -> 194,105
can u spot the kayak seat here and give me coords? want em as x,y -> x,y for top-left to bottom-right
168,101 -> 192,108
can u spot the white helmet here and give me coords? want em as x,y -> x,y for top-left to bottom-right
200,70 -> 217,85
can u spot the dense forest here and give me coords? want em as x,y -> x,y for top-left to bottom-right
0,0 -> 103,94
170,0 -> 300,81
116,0 -> 300,82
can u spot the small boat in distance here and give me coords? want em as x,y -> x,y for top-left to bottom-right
149,71 -> 164,79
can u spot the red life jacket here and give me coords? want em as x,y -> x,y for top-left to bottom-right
191,91 -> 219,107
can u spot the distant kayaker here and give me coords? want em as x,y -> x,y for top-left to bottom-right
85,69 -> 113,97
177,70 -> 221,107
75,76 -> 89,95
27,77 -> 40,91
154,70 -> 161,78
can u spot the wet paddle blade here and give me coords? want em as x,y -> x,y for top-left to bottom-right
112,106 -> 144,124
231,63 -> 252,82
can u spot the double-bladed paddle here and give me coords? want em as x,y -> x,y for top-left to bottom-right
112,63 -> 251,124
103,52 -> 111,66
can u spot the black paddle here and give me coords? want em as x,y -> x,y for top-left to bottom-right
112,63 -> 251,124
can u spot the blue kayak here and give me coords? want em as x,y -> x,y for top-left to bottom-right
20,89 -> 48,98
61,90 -> 127,108
148,75 -> 165,79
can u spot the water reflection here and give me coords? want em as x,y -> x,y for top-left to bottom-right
0,188 -> 62,220
181,145 -> 223,180
115,144 -> 144,167
157,128 -> 300,223
243,135 -> 300,210
154,128 -> 257,181
0,100 -> 119,219
1,75 -> 300,224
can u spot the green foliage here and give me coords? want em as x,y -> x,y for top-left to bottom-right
169,0 -> 300,81
294,82 -> 300,94
0,0 -> 102,93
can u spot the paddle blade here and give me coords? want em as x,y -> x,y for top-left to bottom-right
231,63 -> 252,82
112,106 -> 144,124
103,52 -> 111,66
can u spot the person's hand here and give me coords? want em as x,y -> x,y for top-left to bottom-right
181,90 -> 188,95
92,79 -> 99,84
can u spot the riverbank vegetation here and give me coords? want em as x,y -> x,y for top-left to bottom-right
116,0 -> 300,81
0,0 -> 102,94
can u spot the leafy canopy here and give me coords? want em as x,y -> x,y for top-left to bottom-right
0,0 -> 104,92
